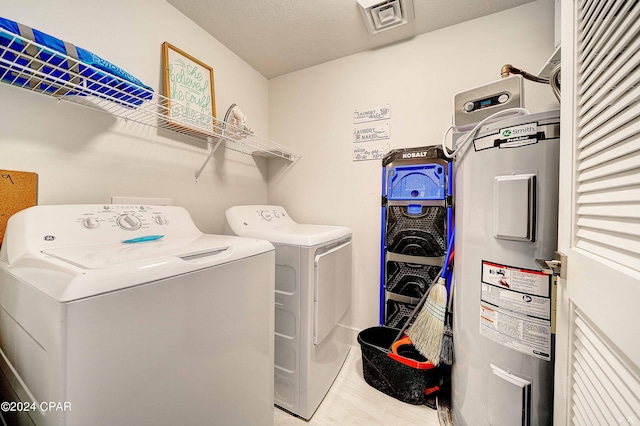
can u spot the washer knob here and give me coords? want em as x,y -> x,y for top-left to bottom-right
117,214 -> 142,231
82,217 -> 99,229
155,215 -> 167,225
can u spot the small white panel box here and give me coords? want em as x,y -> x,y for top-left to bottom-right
494,174 -> 536,242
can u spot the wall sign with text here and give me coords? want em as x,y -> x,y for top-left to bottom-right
352,104 -> 391,161
353,123 -> 390,143
162,42 -> 216,134
352,144 -> 390,161
353,104 -> 390,124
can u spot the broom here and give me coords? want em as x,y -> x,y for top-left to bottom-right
407,229 -> 454,366
391,265 -> 444,347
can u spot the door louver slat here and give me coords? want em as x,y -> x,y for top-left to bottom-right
577,167 -> 640,192
577,149 -> 640,181
578,136 -> 640,169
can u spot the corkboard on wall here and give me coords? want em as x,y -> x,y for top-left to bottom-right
0,170 -> 38,246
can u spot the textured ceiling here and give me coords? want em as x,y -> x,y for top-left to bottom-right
166,0 -> 538,79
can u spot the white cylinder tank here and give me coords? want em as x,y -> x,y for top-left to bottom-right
452,110 -> 560,426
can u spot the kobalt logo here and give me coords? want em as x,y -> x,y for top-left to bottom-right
402,151 -> 428,159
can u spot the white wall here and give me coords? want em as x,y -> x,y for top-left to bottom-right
0,0 -> 270,233
268,0 -> 559,339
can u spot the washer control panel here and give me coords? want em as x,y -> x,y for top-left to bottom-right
1,205 -> 201,262
76,205 -> 171,232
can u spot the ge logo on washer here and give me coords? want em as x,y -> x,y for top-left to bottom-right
43,235 -> 55,241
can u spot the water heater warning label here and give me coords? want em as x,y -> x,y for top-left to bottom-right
479,260 -> 552,361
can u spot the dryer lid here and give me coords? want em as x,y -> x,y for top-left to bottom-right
226,205 -> 351,246
234,224 -> 351,246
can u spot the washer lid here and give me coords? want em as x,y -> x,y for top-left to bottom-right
226,205 -> 351,246
42,235 -> 230,269
6,234 -> 273,302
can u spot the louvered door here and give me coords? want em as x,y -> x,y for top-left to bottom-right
555,0 -> 640,424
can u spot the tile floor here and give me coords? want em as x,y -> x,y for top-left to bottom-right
273,345 -> 440,426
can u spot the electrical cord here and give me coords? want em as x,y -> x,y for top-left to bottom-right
222,103 -> 237,136
441,107 -> 531,160
549,63 -> 561,102
222,103 -> 253,140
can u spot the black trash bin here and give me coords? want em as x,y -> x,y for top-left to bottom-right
357,326 -> 441,406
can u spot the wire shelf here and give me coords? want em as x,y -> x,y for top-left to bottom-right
0,29 -> 301,169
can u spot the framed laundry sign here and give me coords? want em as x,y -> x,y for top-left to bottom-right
162,42 -> 216,134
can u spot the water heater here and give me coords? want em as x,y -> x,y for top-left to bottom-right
452,110 -> 560,425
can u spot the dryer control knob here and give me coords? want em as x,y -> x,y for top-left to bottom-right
155,215 -> 167,225
117,214 -> 142,231
82,217 -> 99,229
260,210 -> 272,221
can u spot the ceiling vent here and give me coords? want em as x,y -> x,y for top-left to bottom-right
356,0 -> 414,34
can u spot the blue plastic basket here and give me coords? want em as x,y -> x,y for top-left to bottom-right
387,164 -> 445,201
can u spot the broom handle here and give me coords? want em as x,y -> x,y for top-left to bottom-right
391,265 -> 444,347
447,276 -> 455,312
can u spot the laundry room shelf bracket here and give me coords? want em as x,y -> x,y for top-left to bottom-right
0,29 -> 301,175
194,137 -> 223,182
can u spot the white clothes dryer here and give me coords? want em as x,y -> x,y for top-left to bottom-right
225,205 -> 352,420
0,204 -> 275,426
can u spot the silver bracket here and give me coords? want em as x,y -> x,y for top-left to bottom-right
536,251 -> 567,279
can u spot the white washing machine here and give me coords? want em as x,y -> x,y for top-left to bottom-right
225,205 -> 352,420
0,204 -> 275,426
